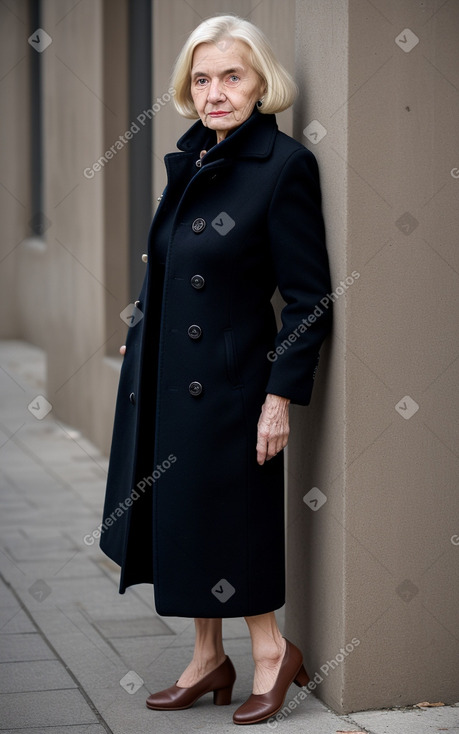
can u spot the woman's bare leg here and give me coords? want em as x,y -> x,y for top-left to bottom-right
244,611 -> 286,694
176,618 -> 226,687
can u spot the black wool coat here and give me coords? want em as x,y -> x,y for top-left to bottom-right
100,108 -> 332,618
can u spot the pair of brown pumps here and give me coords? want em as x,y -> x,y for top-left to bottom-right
146,638 -> 309,725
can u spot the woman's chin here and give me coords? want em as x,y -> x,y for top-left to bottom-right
205,116 -> 233,132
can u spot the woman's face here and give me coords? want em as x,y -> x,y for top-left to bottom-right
190,39 -> 265,143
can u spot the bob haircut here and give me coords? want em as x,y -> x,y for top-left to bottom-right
171,15 -> 298,118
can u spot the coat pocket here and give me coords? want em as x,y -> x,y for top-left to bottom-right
224,328 -> 242,388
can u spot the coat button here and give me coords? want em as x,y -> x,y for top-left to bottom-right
192,218 -> 206,233
188,324 -> 202,340
134,300 -> 141,308
191,274 -> 205,289
129,392 -> 136,405
141,253 -> 148,263
189,381 -> 203,396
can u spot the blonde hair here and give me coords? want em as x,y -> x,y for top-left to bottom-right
171,15 -> 298,118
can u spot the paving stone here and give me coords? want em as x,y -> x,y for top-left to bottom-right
66,525 -> 106,547
23,607 -> 128,688
22,528 -> 73,540
8,555 -> 103,582
99,690 -> 239,734
93,615 -> 174,638
0,659 -> 76,693
0,607 -> 35,633
0,689 -> 99,728
352,704 -> 459,733
3,536 -> 81,563
0,500 -> 32,515
0,727 -> 107,734
0,633 -> 55,662
94,557 -> 119,573
21,575 -> 150,619
0,582 -> 18,608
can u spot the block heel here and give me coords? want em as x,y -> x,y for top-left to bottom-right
293,663 -> 310,687
213,684 -> 233,705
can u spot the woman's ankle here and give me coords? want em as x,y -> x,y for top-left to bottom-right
191,650 -> 226,670
252,636 -> 285,665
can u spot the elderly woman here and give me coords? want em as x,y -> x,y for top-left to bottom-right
100,14 -> 331,725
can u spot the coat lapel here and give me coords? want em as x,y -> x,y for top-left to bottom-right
175,107 -> 278,163
151,109 -> 277,241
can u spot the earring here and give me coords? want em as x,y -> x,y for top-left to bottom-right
257,99 -> 263,108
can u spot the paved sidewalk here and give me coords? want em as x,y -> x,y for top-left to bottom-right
0,340 -> 458,734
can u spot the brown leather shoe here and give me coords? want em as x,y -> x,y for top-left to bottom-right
232,638 -> 309,725
146,655 -> 236,710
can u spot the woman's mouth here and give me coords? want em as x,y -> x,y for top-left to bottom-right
208,111 -> 230,117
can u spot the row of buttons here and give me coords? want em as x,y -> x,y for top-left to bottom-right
189,261 -> 204,394
189,259 -> 204,393
139,254 -> 205,397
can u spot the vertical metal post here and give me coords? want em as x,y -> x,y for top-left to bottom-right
128,0 -> 153,297
29,0 -> 45,235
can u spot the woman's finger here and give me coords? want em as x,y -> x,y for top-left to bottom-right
256,428 -> 269,465
119,345 -> 126,356
256,394 -> 290,464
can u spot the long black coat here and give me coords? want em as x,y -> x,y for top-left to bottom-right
100,108 -> 332,617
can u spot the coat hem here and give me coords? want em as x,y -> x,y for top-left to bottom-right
153,599 -> 286,619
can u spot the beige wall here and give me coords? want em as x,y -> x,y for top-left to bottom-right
285,0 -> 349,713
1,0 -> 458,714
286,0 -> 459,713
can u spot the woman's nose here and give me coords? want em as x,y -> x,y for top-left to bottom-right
207,79 -> 225,103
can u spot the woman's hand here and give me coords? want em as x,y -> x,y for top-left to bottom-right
256,394 -> 290,466
120,345 -> 126,356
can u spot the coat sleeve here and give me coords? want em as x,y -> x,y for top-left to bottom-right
265,146 -> 332,405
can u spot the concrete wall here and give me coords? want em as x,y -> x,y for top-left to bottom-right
1,0 -> 458,714
285,0 -> 349,713
286,0 -> 459,713
1,0 -> 130,452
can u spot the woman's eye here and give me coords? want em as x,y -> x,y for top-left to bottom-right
196,78 -> 207,85
228,75 -> 239,83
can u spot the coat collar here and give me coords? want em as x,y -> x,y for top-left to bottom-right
175,107 -> 278,162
